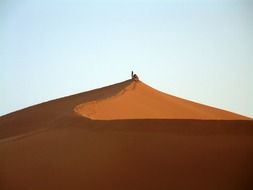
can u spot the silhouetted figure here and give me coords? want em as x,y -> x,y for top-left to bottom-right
131,71 -> 139,81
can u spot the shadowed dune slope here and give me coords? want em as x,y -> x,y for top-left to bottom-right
0,79 -> 253,190
0,80 -> 132,139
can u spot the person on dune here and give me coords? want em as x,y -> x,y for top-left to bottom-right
131,71 -> 139,81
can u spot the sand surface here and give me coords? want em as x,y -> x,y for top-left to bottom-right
0,79 -> 252,190
75,80 -> 249,120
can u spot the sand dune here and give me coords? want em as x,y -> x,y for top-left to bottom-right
0,79 -> 252,190
75,80 -> 249,120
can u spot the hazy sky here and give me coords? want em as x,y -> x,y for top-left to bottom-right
1,0 -> 253,117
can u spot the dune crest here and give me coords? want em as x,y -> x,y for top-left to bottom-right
74,80 -> 249,120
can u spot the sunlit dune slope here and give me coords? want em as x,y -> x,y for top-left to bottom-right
75,80 -> 249,120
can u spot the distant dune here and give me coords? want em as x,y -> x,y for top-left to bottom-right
0,79 -> 252,190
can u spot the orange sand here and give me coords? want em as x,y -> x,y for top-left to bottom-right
0,79 -> 252,190
75,80 -> 249,120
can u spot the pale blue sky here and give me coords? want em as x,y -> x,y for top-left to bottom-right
1,0 -> 253,117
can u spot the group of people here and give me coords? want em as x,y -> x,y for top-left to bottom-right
131,71 -> 139,81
